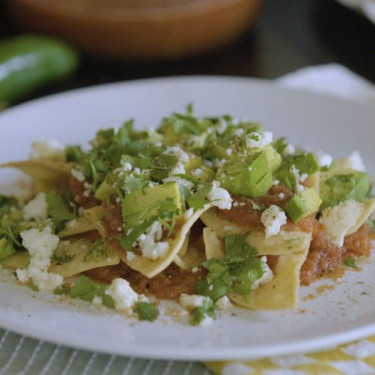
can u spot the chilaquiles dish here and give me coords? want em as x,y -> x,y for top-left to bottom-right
0,107 -> 374,325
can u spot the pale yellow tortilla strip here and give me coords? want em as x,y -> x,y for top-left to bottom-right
246,231 -> 312,256
201,208 -> 244,237
203,227 -> 312,310
203,227 -> 225,260
174,235 -> 205,270
83,206 -> 107,238
1,160 -> 73,193
229,247 -> 309,310
58,216 -> 96,238
120,207 -> 210,278
0,252 -> 29,269
320,198 -> 375,247
50,238 -> 120,277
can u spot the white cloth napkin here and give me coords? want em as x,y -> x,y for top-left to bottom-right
277,64 -> 375,104
335,0 -> 375,23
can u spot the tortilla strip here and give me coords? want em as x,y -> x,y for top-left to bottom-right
0,160 -> 73,193
50,238 -> 120,277
229,248 -> 309,310
246,231 -> 312,256
0,252 -> 29,269
320,198 -> 375,247
120,206 -> 210,278
203,227 -> 311,310
174,235 -> 205,270
58,216 -> 96,238
203,227 -> 225,260
201,208 -> 245,237
83,206 -> 107,238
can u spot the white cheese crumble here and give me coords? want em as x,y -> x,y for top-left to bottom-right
234,128 -> 244,137
260,205 -> 287,238
246,131 -> 273,149
252,256 -> 274,290
179,294 -> 211,310
105,278 -> 138,311
71,168 -> 85,182
216,296 -> 232,310
278,192 -> 285,199
290,165 -> 307,192
191,266 -> 199,273
92,296 -> 103,306
184,208 -> 194,220
338,150 -> 366,172
23,193 -> 48,220
126,251 -> 136,261
30,140 -> 66,161
206,181 -> 232,210
136,221 -> 169,260
319,200 -> 363,247
225,148 -> 233,156
191,168 -> 204,177
16,225 -> 63,291
165,146 -> 190,163
317,151 -> 333,168
283,143 -> 295,156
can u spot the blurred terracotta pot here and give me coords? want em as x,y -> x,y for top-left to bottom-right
6,0 -> 264,60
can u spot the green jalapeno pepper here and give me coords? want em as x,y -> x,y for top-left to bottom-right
0,35 -> 79,105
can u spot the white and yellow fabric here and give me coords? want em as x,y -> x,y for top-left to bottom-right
207,335 -> 375,374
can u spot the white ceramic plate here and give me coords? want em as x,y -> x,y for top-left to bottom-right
0,77 -> 374,361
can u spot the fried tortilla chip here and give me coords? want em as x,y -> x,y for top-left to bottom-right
58,216 -> 96,238
320,198 -> 375,247
120,206 -> 210,278
1,160 -> 73,193
50,238 -> 120,277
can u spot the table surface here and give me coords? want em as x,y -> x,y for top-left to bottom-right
0,0 -> 374,105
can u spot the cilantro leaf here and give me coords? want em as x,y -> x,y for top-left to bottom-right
0,195 -> 18,217
189,298 -> 216,326
63,276 -> 115,309
187,184 -> 212,209
344,256 -> 358,268
135,302 -> 159,322
65,145 -> 84,162
120,218 -> 155,251
46,191 -> 74,231
196,234 -> 264,300
83,240 -> 107,262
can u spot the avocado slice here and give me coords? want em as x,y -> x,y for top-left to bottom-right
264,145 -> 281,172
284,188 -> 322,223
275,152 -> 320,189
217,151 -> 271,197
320,169 -> 371,211
122,182 -> 182,227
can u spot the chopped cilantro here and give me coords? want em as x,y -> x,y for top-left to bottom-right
189,298 -> 216,326
0,195 -> 18,217
196,234 -> 264,300
59,276 -> 115,309
251,201 -> 264,211
120,218 -> 154,251
344,256 -> 358,268
83,240 -> 107,262
65,145 -> 84,162
52,254 -> 74,264
46,191 -> 74,231
27,281 -> 40,292
186,184 -> 212,209
135,302 -> 159,322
